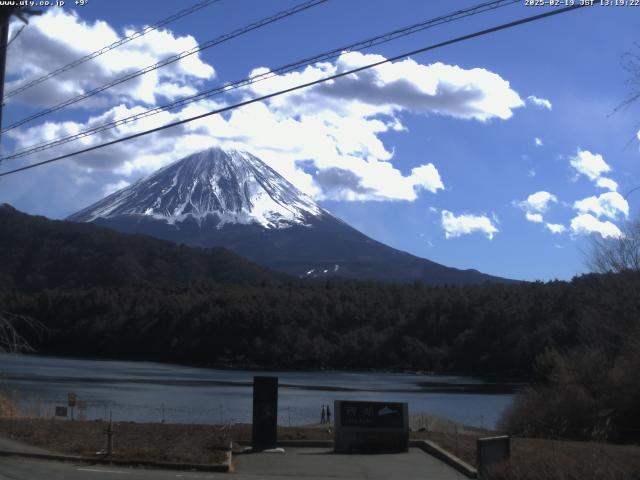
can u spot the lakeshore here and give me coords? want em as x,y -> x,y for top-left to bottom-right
0,353 -> 516,428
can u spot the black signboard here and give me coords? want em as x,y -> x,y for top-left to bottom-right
478,436 -> 511,478
252,376 -> 278,450
55,406 -> 68,417
339,400 -> 404,428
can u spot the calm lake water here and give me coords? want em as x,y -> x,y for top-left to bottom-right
0,353 -> 518,428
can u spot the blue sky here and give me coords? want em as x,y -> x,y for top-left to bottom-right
0,0 -> 639,281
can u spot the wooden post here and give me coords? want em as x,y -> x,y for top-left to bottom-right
0,6 -> 42,145
105,411 -> 114,458
0,6 -> 13,143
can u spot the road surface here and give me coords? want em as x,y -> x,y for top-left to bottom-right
0,456 -> 220,479
0,447 -> 464,479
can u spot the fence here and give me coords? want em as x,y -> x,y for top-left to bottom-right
0,386 -> 340,427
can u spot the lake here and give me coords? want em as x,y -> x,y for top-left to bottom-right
0,353 -> 518,429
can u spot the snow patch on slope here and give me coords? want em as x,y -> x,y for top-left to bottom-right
69,147 -> 325,229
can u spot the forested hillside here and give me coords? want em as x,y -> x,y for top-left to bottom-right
0,204 -> 281,289
3,272 -> 637,376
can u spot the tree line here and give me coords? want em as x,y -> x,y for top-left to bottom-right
0,272 -> 634,376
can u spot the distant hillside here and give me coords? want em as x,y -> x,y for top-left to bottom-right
0,204 -> 281,290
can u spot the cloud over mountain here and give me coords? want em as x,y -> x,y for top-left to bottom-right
5,25 -> 528,208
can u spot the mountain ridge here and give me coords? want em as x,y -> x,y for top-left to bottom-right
69,147 -> 516,285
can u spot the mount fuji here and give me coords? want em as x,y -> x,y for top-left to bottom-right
69,147 -> 510,285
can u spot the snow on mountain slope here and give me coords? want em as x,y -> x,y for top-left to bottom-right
69,148 -> 324,229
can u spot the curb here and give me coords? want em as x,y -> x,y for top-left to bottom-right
277,440 -> 334,448
235,440 -> 334,450
0,448 -> 232,473
410,440 -> 477,478
239,438 -> 476,479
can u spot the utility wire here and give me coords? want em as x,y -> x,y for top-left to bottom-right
1,0 -> 328,134
3,0 -> 223,100
0,4 -> 591,179
2,0 -> 519,162
624,185 -> 640,200
6,24 -> 25,49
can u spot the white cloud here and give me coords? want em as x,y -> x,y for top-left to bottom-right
7,48 -> 529,203
4,25 -> 529,207
526,212 -> 543,223
518,191 -> 557,213
515,191 -> 558,226
249,52 -> 525,122
569,149 -> 611,182
441,210 -> 498,240
596,177 -> 618,192
573,192 -> 629,220
311,160 -> 443,201
534,137 -> 543,146
410,164 -> 445,194
103,179 -> 130,195
527,169 -> 536,178
5,9 -> 214,109
527,95 -> 552,110
546,223 -> 566,234
570,214 -> 623,239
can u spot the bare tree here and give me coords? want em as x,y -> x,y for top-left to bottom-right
610,43 -> 640,146
0,312 -> 43,353
587,219 -> 640,273
616,43 -> 640,114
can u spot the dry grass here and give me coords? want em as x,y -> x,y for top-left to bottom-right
412,430 -> 640,480
0,417 -> 337,463
489,438 -> 640,480
0,417 -> 229,464
0,395 -> 13,416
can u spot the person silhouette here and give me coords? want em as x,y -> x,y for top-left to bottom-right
321,404 -> 326,424
326,404 -> 332,425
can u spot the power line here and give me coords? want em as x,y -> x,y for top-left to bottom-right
2,0 -> 520,162
1,0 -> 328,134
0,4 -> 591,179
2,0 -> 518,161
3,0 -> 223,100
6,24 -> 25,49
624,186 -> 640,200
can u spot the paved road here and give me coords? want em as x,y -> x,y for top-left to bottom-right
0,447 -> 464,479
234,447 -> 463,480
0,436 -> 54,455
0,456 -> 222,479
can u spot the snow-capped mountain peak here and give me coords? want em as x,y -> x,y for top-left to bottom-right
69,147 -> 324,229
